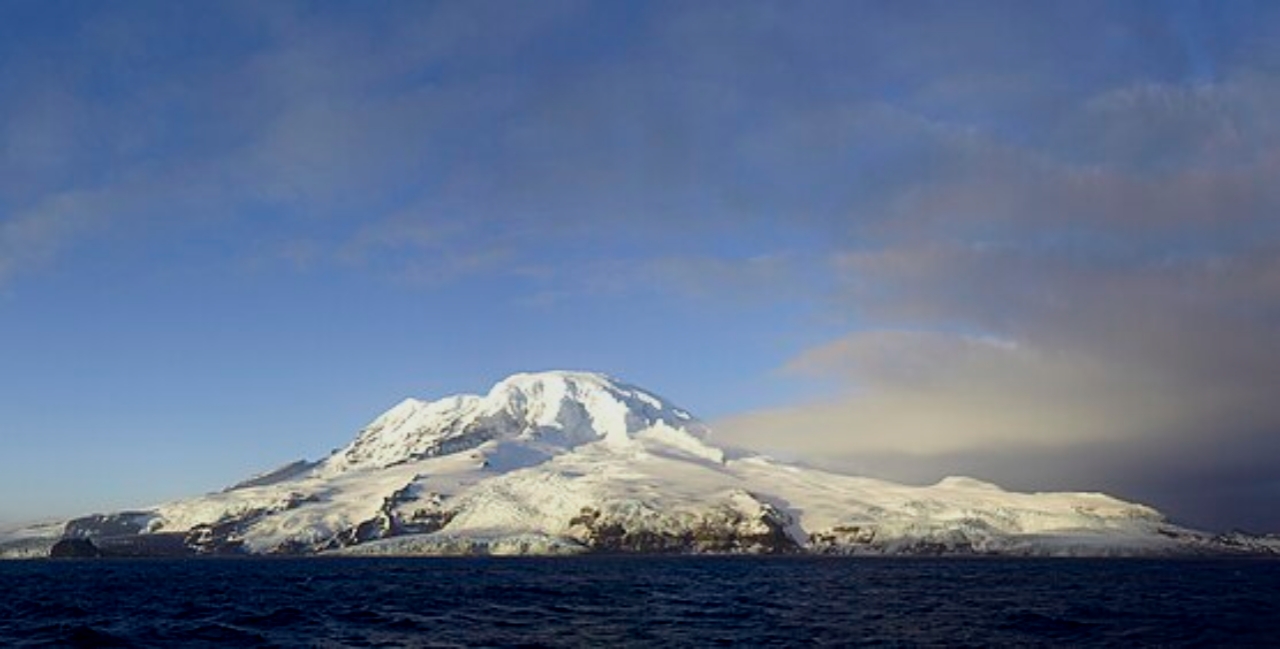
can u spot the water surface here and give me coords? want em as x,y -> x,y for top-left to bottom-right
2,556 -> 1277,646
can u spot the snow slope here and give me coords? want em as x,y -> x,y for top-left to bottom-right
0,371 -> 1268,558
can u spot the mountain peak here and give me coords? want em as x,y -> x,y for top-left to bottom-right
321,370 -> 708,474
491,369 -> 616,389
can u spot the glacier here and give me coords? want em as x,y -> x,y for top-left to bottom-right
3,371 -> 1277,558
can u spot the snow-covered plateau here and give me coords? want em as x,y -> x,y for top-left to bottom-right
3,371 -> 1276,559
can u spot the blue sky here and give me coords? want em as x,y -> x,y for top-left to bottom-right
2,1 -> 1279,531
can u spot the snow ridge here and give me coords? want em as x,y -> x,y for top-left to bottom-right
322,371 -> 710,474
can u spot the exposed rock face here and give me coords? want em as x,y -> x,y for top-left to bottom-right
50,538 -> 102,558
184,492 -> 321,555
95,533 -> 193,558
568,496 -> 800,554
327,483 -> 457,552
50,533 -> 193,558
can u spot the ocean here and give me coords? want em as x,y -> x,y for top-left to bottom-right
2,556 -> 1277,647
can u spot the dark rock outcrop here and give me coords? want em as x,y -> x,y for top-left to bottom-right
324,482 -> 457,552
50,537 -> 103,558
185,492 -> 320,555
95,533 -> 193,557
569,501 -> 801,554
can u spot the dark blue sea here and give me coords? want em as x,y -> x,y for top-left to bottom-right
2,557 -> 1278,647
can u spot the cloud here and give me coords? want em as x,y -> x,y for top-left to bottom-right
8,2 -> 1268,288
0,192 -> 103,285
502,251 -> 819,312
716,249 -> 1280,530
638,254 -> 805,302
719,308 -> 1280,452
757,331 -> 1194,451
715,61 -> 1280,531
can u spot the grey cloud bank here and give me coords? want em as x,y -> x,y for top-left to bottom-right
716,12 -> 1280,530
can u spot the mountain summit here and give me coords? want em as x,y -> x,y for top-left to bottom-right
3,371 -> 1275,558
322,371 -> 716,476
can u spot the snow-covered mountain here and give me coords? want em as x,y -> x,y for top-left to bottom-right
2,371 -> 1275,558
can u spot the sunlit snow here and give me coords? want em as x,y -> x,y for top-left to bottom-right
3,371 -> 1272,558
